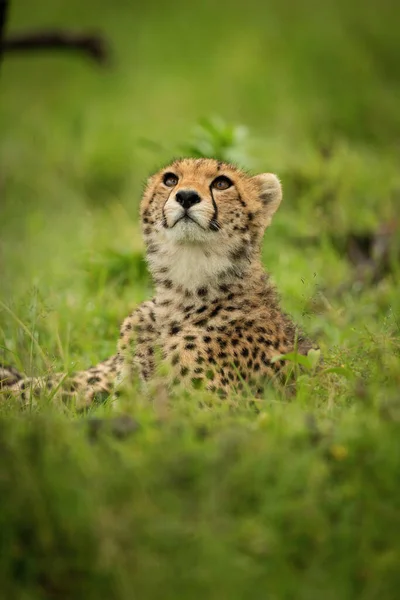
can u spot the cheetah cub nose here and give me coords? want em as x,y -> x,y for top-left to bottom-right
175,190 -> 201,210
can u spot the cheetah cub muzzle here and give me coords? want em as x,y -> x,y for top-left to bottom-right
1,158 -> 314,406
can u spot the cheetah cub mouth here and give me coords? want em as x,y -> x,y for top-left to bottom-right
140,158 -> 282,291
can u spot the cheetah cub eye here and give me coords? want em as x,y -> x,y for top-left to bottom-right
163,172 -> 179,187
212,176 -> 233,191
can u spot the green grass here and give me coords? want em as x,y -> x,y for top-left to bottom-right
0,0 -> 399,597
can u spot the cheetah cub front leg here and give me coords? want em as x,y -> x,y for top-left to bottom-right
115,300 -> 159,392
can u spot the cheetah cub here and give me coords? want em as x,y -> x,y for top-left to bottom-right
1,158 -> 313,406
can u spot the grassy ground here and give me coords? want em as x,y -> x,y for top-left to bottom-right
1,0 -> 399,597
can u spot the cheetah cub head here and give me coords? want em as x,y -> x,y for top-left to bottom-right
141,158 -> 282,290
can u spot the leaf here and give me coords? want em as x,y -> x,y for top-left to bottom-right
271,352 -> 312,369
307,349 -> 321,370
322,366 -> 355,380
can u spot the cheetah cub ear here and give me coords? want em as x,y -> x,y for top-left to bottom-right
252,173 -> 282,226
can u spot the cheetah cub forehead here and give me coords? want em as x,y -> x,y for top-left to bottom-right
141,158 -> 282,291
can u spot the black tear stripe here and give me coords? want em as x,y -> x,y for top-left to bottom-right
209,185 -> 220,231
162,190 -> 174,229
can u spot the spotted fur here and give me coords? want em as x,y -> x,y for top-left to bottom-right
0,158 -> 313,405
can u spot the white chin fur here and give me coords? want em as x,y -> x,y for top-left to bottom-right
148,227 -> 235,291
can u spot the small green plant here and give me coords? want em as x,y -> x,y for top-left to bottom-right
139,117 -> 254,166
179,116 -> 253,166
272,348 -> 356,381
272,348 -> 321,372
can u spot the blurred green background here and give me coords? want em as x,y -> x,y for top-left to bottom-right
0,1 -> 400,598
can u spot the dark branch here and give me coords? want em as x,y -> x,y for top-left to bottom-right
1,29 -> 110,65
0,0 -> 9,64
